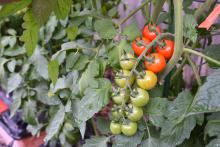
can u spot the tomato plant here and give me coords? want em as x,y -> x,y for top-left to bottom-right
0,0 -> 220,147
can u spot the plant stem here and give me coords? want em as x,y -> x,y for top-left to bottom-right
159,0 -> 183,84
91,118 -> 100,136
151,0 -> 166,23
119,0 -> 150,25
170,57 -> 186,81
185,53 -> 202,86
183,48 -> 220,66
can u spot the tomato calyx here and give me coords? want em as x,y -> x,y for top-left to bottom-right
157,39 -> 167,49
130,88 -> 139,98
144,55 -> 155,63
148,25 -> 159,35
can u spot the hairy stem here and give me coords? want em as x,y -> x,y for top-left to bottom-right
185,53 -> 202,86
119,0 -> 150,25
159,0 -> 183,84
183,48 -> 220,66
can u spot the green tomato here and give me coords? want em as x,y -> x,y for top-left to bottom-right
115,70 -> 135,88
111,108 -> 123,120
130,88 -> 149,107
127,104 -> 143,122
112,89 -> 129,105
120,53 -> 136,70
110,122 -> 122,135
121,121 -> 137,136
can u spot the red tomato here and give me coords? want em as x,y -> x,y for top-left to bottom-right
142,25 -> 161,41
0,100 -> 8,113
132,37 -> 152,56
156,40 -> 174,59
144,53 -> 166,73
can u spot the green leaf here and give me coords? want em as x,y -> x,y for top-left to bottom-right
48,60 -> 59,85
206,139 -> 220,147
66,53 -> 80,71
7,60 -> 16,72
72,54 -> 90,71
32,0 -> 53,25
94,19 -> 117,39
53,0 -> 72,19
20,10 -> 40,57
45,104 -> 65,142
113,132 -> 144,147
96,117 -> 110,134
7,73 -> 23,93
27,123 -> 44,136
140,137 -> 170,147
66,25 -> 78,41
122,22 -> 140,41
161,116 -> 196,146
30,47 -> 49,79
183,14 -> 197,43
189,69 -> 220,114
205,120 -> 220,138
79,59 -> 105,94
43,15 -> 58,42
203,45 -> 220,68
23,100 -> 37,125
0,0 -> 31,18
3,46 -> 26,57
145,98 -> 169,127
83,136 -> 110,147
10,89 -> 24,117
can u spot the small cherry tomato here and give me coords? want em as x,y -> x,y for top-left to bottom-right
126,104 -> 143,122
142,24 -> 161,41
132,37 -> 152,56
115,70 -> 135,88
121,121 -> 137,136
130,88 -> 149,107
110,122 -> 122,135
112,89 -> 129,105
144,53 -> 166,73
111,108 -> 123,120
120,53 -> 136,70
137,70 -> 157,90
156,40 -> 174,59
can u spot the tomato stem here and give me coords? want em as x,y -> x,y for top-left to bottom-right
170,57 -> 187,81
185,53 -> 202,86
118,0 -> 150,25
183,48 -> 220,66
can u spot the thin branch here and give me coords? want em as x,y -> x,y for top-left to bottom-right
119,0 -> 150,25
170,57 -> 187,81
185,53 -> 202,86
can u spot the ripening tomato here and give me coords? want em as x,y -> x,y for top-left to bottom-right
112,89 -> 129,105
115,70 -> 135,88
110,122 -> 122,135
120,53 -> 136,70
144,53 -> 166,73
142,24 -> 161,41
132,37 -> 152,56
130,88 -> 149,107
156,40 -> 174,59
126,104 -> 143,122
137,70 -> 157,90
121,121 -> 137,136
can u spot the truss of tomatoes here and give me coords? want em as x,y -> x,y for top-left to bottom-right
110,24 -> 174,136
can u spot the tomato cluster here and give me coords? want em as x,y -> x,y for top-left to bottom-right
109,24 -> 174,136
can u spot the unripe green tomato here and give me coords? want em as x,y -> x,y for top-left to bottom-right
127,104 -> 143,122
120,53 -> 136,70
130,88 -> 149,107
112,89 -> 129,105
115,70 -> 135,88
121,121 -> 137,136
110,122 -> 122,135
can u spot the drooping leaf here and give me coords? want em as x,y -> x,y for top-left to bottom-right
183,14 -> 198,43
48,60 -> 59,85
32,0 -> 53,25
122,22 -> 140,41
83,136 -> 110,147
0,0 -> 31,18
53,0 -> 72,19
7,73 -> 23,93
94,19 -> 117,39
10,89 -> 24,117
20,10 -> 40,57
113,132 -> 144,147
204,120 -> 220,138
189,69 -> 220,114
45,104 -> 65,142
30,47 -> 49,79
23,100 -> 37,125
